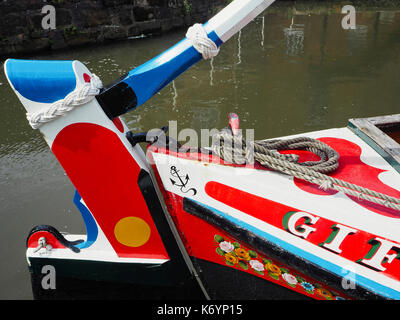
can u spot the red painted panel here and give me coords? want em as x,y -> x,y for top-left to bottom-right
112,117 -> 124,133
205,181 -> 400,282
52,123 -> 168,259
291,138 -> 400,218
27,231 -> 66,249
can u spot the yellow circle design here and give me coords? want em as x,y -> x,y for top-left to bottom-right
114,217 -> 151,247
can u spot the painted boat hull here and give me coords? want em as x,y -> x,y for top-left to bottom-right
26,124 -> 400,300
146,126 -> 400,300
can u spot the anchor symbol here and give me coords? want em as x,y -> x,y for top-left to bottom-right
170,166 -> 197,196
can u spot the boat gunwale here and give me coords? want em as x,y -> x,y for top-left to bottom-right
348,114 -> 400,174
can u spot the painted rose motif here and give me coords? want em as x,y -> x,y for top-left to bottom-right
249,259 -> 265,272
282,273 -> 298,286
219,241 -> 234,253
213,234 -> 346,300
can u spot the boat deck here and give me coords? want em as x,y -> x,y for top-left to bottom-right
349,114 -> 400,174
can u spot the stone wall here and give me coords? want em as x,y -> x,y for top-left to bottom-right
0,0 -> 227,56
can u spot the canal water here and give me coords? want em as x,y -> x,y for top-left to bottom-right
1,1 -> 400,299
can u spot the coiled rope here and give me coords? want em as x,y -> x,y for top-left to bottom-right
212,130 -> 400,212
27,74 -> 103,129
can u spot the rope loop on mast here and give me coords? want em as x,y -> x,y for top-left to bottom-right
186,23 -> 220,60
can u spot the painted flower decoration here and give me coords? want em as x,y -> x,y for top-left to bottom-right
317,288 -> 333,300
213,234 -> 344,300
301,282 -> 315,292
235,248 -> 251,261
282,273 -> 298,286
219,241 -> 234,253
267,264 -> 282,276
249,259 -> 265,272
225,253 -> 238,265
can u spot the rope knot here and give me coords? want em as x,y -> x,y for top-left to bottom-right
186,23 -> 220,60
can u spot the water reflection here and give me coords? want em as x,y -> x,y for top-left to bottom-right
261,16 -> 265,47
209,58 -> 215,86
191,106 -> 221,133
171,80 -> 178,110
347,25 -> 368,55
237,30 -> 242,65
283,17 -> 305,56
379,11 -> 396,25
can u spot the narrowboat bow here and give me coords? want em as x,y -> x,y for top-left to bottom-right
4,0 -> 400,300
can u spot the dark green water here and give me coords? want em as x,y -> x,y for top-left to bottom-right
1,2 -> 400,299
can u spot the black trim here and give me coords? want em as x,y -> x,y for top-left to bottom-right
28,256 -> 305,300
26,225 -> 84,253
28,257 -> 205,300
137,169 -> 206,294
96,77 -> 137,119
182,197 -> 388,300
126,126 -> 168,147
194,258 -> 309,300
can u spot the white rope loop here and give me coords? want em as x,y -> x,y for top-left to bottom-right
186,23 -> 220,60
27,74 -> 103,129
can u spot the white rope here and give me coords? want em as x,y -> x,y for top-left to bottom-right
27,74 -> 103,129
186,23 -> 220,60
